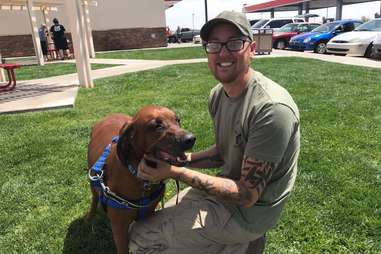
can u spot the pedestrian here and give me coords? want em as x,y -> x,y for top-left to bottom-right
129,10 -> 300,254
176,26 -> 181,43
38,24 -> 49,61
50,18 -> 69,60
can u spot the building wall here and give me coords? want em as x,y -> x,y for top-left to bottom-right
0,0 -> 167,57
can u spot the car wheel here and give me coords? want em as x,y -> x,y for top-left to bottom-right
276,40 -> 287,50
314,42 -> 327,54
364,43 -> 375,58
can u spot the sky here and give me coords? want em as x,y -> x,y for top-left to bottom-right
165,0 -> 381,30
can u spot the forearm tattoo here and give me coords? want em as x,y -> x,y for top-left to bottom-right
175,156 -> 274,206
176,170 -> 253,206
241,156 -> 274,197
189,175 -> 244,204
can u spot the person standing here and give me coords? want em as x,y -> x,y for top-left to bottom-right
38,24 -> 49,61
50,18 -> 69,60
129,11 -> 300,254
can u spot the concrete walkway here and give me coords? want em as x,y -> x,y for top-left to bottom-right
0,58 -> 206,114
0,47 -> 380,114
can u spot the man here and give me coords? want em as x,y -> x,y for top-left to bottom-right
50,18 -> 69,60
38,24 -> 48,61
129,11 -> 300,254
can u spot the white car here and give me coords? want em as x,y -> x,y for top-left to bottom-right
373,34 -> 381,58
193,35 -> 202,44
251,17 -> 305,30
326,18 -> 381,57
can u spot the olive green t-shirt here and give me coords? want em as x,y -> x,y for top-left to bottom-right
208,71 -> 300,235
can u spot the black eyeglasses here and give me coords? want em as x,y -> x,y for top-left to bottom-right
203,39 -> 250,54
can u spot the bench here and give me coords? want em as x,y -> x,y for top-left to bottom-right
0,63 -> 22,92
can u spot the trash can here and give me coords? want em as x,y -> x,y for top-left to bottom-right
252,29 -> 273,54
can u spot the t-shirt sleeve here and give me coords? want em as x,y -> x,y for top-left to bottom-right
245,103 -> 298,163
61,25 -> 66,32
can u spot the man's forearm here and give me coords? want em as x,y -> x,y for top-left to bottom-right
187,145 -> 224,169
170,167 -> 256,207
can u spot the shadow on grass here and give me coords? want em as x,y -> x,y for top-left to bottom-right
63,211 -> 116,254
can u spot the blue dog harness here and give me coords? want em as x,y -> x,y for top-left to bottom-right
88,136 -> 165,220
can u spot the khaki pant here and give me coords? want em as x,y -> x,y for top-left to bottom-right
129,187 -> 263,254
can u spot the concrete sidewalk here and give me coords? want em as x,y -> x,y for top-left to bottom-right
0,58 -> 207,114
0,48 -> 379,114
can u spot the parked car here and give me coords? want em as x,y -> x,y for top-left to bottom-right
193,34 -> 202,44
288,19 -> 362,53
326,18 -> 381,57
249,19 -> 261,26
272,22 -> 320,49
168,27 -> 200,43
373,34 -> 381,58
251,17 -> 305,31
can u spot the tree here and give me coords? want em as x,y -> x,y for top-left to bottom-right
360,16 -> 370,22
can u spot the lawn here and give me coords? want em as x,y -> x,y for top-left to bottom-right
96,46 -> 206,60
16,63 -> 119,80
0,57 -> 380,253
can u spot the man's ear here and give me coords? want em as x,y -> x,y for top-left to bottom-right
249,41 -> 256,57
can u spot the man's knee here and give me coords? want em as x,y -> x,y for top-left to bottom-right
245,234 -> 266,254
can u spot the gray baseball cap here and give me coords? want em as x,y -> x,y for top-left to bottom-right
200,11 -> 253,42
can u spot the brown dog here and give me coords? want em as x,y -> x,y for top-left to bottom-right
86,105 -> 195,254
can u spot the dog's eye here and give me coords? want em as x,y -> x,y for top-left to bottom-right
151,119 -> 165,130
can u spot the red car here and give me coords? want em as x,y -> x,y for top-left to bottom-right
272,22 -> 320,49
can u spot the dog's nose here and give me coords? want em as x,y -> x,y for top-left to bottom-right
180,133 -> 196,150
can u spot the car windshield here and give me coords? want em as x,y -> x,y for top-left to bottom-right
251,19 -> 269,28
278,23 -> 299,32
312,22 -> 339,33
354,19 -> 381,31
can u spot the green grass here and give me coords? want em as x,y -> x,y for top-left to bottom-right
15,63 -> 119,80
0,57 -> 380,253
96,46 -> 206,60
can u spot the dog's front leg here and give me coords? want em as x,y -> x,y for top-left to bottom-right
108,208 -> 135,254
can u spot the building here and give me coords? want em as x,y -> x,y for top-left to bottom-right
0,0 -> 177,57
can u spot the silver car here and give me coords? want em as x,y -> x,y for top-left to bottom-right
373,34 -> 381,58
326,18 -> 381,57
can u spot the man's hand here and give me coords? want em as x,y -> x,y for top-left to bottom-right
137,155 -> 181,182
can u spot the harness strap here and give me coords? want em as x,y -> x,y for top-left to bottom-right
175,179 -> 180,205
100,183 -> 165,212
88,135 -> 165,218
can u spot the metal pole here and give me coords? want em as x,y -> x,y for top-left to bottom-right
204,0 -> 208,23
192,13 -> 195,31
336,0 -> 343,20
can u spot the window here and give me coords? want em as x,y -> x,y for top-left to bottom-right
343,22 -> 355,32
269,19 -> 292,28
251,19 -> 269,29
297,24 -> 309,32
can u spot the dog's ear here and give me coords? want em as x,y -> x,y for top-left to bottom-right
119,119 -> 135,139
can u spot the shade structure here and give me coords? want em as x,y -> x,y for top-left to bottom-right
0,0 -> 96,88
243,0 -> 380,13
164,0 -> 182,9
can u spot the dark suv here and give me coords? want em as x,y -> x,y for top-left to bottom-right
168,28 -> 200,43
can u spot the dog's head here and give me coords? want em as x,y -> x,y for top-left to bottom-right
119,105 -> 195,166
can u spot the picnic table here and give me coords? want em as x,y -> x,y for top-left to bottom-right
0,63 -> 22,92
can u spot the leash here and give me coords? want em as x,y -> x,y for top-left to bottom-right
88,136 -> 165,220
